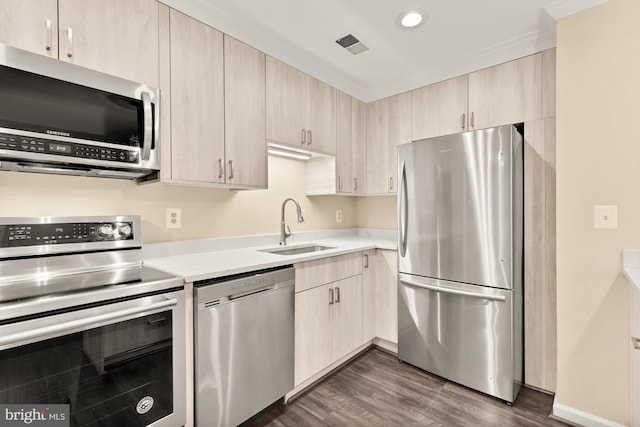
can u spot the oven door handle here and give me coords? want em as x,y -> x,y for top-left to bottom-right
0,298 -> 177,348
141,91 -> 153,162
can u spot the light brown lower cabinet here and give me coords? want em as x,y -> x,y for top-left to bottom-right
294,275 -> 362,385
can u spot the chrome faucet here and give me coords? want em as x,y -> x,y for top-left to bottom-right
280,197 -> 304,245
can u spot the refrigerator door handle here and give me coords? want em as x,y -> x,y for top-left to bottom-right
398,160 -> 408,257
400,278 -> 507,302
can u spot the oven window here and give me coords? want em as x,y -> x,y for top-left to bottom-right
0,311 -> 173,426
0,65 -> 143,147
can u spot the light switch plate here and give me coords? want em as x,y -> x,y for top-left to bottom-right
594,205 -> 618,229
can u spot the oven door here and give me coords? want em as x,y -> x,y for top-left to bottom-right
0,290 -> 185,427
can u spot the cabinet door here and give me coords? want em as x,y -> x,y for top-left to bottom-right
58,0 -> 159,87
352,98 -> 367,195
295,284 -> 333,385
306,77 -> 337,155
362,251 -> 375,342
169,10 -> 224,183
387,92 -> 411,194
266,57 -> 306,149
336,91 -> 352,194
365,98 -> 389,194
224,35 -> 267,188
0,0 -> 58,57
333,276 -> 363,361
412,75 -> 468,140
468,53 -> 542,130
375,250 -> 398,344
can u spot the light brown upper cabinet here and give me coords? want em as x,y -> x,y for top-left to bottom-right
468,53 -> 542,130
335,92 -> 367,195
0,0 -> 159,87
412,75 -> 469,140
0,0 -> 59,58
336,91 -> 353,194
224,35 -> 267,188
305,93 -> 366,196
352,98 -> 367,195
266,57 -> 336,155
366,92 -> 411,195
158,9 -> 266,189
412,50 -> 554,140
168,9 -> 225,184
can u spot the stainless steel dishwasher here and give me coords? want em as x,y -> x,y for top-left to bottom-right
194,265 -> 294,426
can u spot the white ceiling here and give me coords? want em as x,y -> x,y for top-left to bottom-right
161,0 -> 608,102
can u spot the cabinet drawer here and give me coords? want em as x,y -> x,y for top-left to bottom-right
295,252 -> 362,292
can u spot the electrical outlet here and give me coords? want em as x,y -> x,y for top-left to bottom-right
336,210 -> 343,223
166,208 -> 182,229
594,205 -> 618,229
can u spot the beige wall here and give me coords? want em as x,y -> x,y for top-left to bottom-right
356,195 -> 397,229
0,155 -> 357,243
556,0 -> 640,424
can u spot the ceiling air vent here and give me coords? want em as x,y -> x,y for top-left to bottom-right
335,34 -> 369,55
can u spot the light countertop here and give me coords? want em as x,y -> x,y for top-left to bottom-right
143,228 -> 397,283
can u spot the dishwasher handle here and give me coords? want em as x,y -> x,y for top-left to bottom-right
198,280 -> 294,309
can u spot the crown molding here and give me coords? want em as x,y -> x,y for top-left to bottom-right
362,25 -> 557,102
544,0 -> 609,20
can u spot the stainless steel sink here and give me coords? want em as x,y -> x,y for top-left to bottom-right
260,244 -> 335,256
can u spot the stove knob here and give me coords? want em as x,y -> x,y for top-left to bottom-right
98,223 -> 114,238
117,223 -> 132,238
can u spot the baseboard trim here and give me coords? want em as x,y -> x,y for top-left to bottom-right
552,400 -> 626,427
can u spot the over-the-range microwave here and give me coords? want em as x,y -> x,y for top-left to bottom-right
0,43 -> 160,179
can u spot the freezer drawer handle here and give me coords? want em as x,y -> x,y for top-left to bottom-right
400,279 -> 506,302
0,298 -> 177,348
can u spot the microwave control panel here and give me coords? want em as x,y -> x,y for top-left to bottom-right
0,132 -> 139,164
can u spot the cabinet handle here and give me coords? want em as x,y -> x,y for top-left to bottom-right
364,253 -> 369,268
301,128 -> 306,146
218,158 -> 224,179
461,113 -> 466,130
354,178 -> 358,192
307,130 -> 312,146
470,112 -> 475,128
335,287 -> 340,303
329,288 -> 334,305
633,337 -> 640,350
45,19 -> 52,52
337,175 -> 342,190
228,160 -> 234,180
389,176 -> 394,191
66,27 -> 73,58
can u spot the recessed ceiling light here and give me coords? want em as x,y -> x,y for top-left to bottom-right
397,10 -> 427,29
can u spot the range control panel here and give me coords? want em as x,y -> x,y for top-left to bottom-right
0,133 -> 139,164
0,219 -> 136,249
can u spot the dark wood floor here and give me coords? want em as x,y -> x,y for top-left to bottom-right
246,348 -> 569,427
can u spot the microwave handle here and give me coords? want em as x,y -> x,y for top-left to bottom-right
141,92 -> 153,161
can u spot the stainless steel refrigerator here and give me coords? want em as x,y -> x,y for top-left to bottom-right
397,125 -> 523,403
